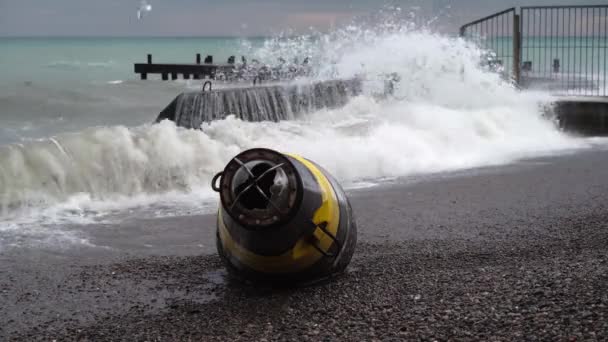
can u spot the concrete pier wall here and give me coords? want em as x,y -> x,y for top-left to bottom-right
552,97 -> 608,136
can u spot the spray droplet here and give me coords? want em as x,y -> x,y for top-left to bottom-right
137,0 -> 152,21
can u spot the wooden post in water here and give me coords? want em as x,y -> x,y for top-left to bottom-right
162,73 -> 168,81
194,54 -> 202,79
171,73 -> 178,80
141,54 -> 152,80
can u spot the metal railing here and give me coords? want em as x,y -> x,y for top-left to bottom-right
460,8 -> 519,84
460,5 -> 608,97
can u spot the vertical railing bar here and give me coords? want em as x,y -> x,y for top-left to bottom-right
490,17 -> 493,62
555,8 -> 559,88
601,7 -> 603,97
501,13 -> 505,77
487,17 -> 490,52
545,8 -> 549,79
513,10 -> 516,81
541,8 -> 545,79
479,20 -> 482,49
499,15 -> 503,78
568,8 -> 572,94
555,8 -> 559,84
589,7 -> 593,96
484,18 -> 487,50
492,18 -> 499,65
492,16 -> 494,68
525,8 -> 530,81
550,8 -> 554,80
579,7 -> 583,94
493,16 -> 497,64
530,10 -> 540,79
554,8 -> 564,92
510,11 -> 513,80
553,8 -> 556,82
600,6 -> 604,97
604,7 -> 607,96
508,12 -> 511,77
478,21 -> 481,48
601,6 -> 604,97
505,13 -> 508,79
498,16 -> 502,78
560,8 -> 569,92
584,7 -> 590,95
553,8 -> 557,90
514,12 -> 521,85
539,9 -> 542,78
575,8 -> 583,95
485,18 -> 489,61
591,7 -> 595,96
600,6 -> 603,96
570,8 -> 578,91
545,8 -> 549,80
582,7 -> 586,95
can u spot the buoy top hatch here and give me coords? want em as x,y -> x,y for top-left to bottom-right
215,148 -> 303,229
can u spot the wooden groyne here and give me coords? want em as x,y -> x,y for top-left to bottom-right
134,54 -> 234,80
135,54 -> 314,82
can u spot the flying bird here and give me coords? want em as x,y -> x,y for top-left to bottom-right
137,0 -> 152,20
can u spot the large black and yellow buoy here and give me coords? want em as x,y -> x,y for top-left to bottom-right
211,148 -> 357,286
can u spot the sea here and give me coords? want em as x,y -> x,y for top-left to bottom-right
0,26 -> 604,251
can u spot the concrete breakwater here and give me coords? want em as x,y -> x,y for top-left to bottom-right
156,79 -> 363,129
551,97 -> 608,136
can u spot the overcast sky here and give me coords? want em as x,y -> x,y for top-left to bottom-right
0,0 -> 606,37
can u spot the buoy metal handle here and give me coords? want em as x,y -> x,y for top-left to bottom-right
211,172 -> 223,192
202,81 -> 213,92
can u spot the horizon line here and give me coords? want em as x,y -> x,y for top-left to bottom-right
0,35 -> 277,39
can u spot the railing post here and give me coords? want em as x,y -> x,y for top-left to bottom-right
513,13 -> 522,86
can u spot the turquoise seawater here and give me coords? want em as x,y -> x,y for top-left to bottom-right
472,36 -> 608,74
0,37 -> 268,144
0,37 -> 265,85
